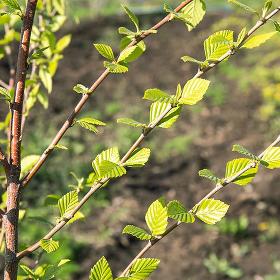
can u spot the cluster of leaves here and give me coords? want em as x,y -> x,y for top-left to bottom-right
199,144 -> 280,186
19,259 -> 70,280
117,78 -> 210,131
123,197 -> 229,242
89,256 -> 160,280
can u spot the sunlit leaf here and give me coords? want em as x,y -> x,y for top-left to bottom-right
73,84 -> 90,94
89,256 -> 113,280
128,258 -> 160,279
242,32 -> 277,49
181,0 -> 206,31
117,118 -> 147,128
262,147 -> 280,169
21,155 -> 40,176
143,88 -> 170,102
194,198 -> 229,225
121,5 -> 139,31
225,158 -> 258,186
122,225 -> 152,240
104,61 -> 128,73
93,43 -> 115,61
179,78 -> 210,105
40,238 -> 60,253
118,46 -> 138,62
228,0 -> 258,14
150,101 -> 181,128
76,117 -> 106,133
58,190 -> 78,217
124,148 -> 151,167
204,30 -> 233,61
167,200 -> 195,223
198,169 -> 220,184
145,198 -> 168,236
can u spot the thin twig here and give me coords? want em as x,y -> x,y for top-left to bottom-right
119,134 -> 280,277
5,1 -> 38,279
16,6 -> 280,260
20,0 -> 195,188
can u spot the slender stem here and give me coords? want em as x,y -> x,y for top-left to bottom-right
20,0 -> 195,188
17,5 -> 280,260
119,134 -> 280,277
5,1 -> 38,279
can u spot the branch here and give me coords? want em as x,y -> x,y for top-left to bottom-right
17,5 -> 280,260
5,1 -> 38,279
0,147 -> 10,177
20,0 -> 195,188
119,134 -> 280,277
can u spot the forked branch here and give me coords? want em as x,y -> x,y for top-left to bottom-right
119,134 -> 280,277
16,6 -> 280,260
20,0 -> 195,188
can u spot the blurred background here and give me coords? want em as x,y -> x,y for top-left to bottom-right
0,0 -> 280,279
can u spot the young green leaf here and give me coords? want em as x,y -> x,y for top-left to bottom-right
225,158 -> 258,186
2,0 -> 22,16
40,238 -> 60,253
232,144 -> 259,161
181,55 -> 203,65
273,21 -> 280,32
21,155 -> 40,176
104,61 -> 128,73
118,26 -> 135,36
145,198 -> 168,236
98,160 -> 126,178
93,43 -> 115,61
150,101 -> 181,128
54,143 -> 68,150
179,78 -> 210,105
120,38 -> 146,62
39,68 -> 52,93
118,46 -> 138,62
89,256 -> 113,280
198,169 -> 220,184
117,118 -> 147,128
124,148 -> 151,167
75,117 -> 106,133
68,211 -> 85,224
262,147 -> 280,169
167,200 -> 195,223
93,147 -> 120,167
121,5 -> 139,31
143,88 -> 170,102
20,265 -> 35,278
28,46 -> 49,62
92,147 -> 126,179
262,0 -> 272,17
181,0 -> 206,31
236,27 -> 247,46
58,190 -> 79,217
204,30 -> 234,61
122,225 -> 152,240
73,84 -> 90,94
242,32 -> 277,49
0,86 -> 12,102
56,34 -> 71,52
194,198 -> 229,225
128,258 -> 160,279
228,0 -> 258,15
